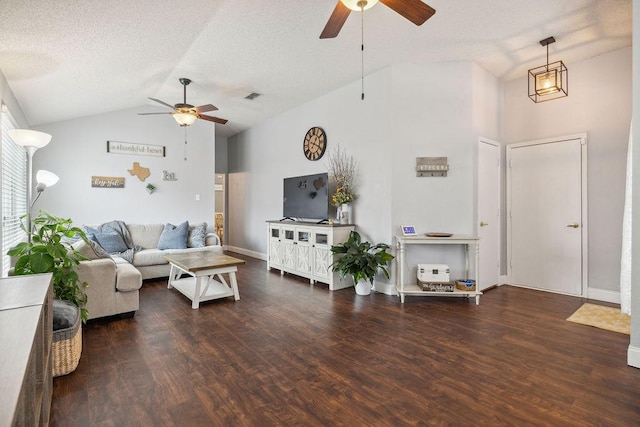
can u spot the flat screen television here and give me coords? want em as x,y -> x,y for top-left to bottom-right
283,172 -> 329,220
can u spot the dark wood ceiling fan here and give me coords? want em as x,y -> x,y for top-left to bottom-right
138,78 -> 228,126
320,0 -> 436,39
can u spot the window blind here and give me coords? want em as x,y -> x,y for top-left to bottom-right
1,109 -> 27,276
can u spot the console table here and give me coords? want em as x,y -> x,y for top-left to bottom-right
0,273 -> 53,427
395,235 -> 481,304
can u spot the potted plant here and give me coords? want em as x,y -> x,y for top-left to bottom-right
8,211 -> 90,322
330,230 -> 394,295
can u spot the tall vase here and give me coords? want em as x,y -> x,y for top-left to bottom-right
340,203 -> 352,224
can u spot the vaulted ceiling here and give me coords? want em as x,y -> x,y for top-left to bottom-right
0,0 -> 632,138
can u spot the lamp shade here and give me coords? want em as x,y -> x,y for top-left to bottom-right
172,112 -> 197,126
36,170 -> 59,187
8,129 -> 52,149
340,0 -> 379,11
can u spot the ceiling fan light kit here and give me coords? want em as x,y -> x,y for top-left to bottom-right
172,111 -> 197,127
341,0 -> 378,11
528,36 -> 568,103
139,77 -> 228,126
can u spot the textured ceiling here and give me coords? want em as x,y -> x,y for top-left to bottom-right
0,0 -> 632,138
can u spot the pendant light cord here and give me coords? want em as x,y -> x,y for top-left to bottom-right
184,126 -> 188,161
360,4 -> 365,100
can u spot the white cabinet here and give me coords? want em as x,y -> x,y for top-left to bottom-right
267,221 -> 354,290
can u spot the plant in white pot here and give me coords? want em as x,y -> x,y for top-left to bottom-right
330,231 -> 394,295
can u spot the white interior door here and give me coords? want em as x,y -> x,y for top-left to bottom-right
507,134 -> 587,296
477,138 -> 501,291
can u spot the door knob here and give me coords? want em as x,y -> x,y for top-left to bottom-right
480,221 -> 488,227
566,222 -> 580,228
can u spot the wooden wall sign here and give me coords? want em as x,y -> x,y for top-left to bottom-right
107,141 -> 165,157
91,176 -> 125,188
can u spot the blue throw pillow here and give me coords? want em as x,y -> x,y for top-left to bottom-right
94,232 -> 129,253
157,221 -> 189,250
187,222 -> 207,248
82,226 -> 100,243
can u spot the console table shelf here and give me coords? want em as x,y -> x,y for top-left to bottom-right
395,234 -> 481,304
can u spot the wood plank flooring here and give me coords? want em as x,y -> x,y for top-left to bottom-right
51,253 -> 640,426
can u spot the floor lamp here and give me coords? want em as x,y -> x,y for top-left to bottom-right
7,129 -> 56,242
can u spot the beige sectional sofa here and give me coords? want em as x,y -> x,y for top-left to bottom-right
76,222 -> 222,320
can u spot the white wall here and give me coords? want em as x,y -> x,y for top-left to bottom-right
227,67 -> 393,260
227,61 -> 500,291
33,107 -> 216,227
503,47 -> 632,296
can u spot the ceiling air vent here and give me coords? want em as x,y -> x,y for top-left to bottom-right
244,92 -> 261,100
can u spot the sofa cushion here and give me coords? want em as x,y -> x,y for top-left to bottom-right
163,246 -> 224,258
157,221 -> 189,250
187,222 -> 207,248
132,249 -> 167,267
132,246 -> 223,267
127,224 -> 164,249
94,232 -> 129,253
71,239 -> 112,260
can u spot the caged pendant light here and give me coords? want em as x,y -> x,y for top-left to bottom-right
528,36 -> 568,103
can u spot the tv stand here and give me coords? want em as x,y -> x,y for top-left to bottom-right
267,221 -> 355,290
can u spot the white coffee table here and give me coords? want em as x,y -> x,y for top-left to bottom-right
165,253 -> 245,309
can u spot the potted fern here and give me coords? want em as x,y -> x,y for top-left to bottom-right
8,211 -> 90,322
330,230 -> 394,295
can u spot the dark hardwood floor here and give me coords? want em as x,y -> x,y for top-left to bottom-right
51,253 -> 640,426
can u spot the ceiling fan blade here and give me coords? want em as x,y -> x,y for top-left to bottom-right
194,104 -> 218,113
320,1 -> 351,39
198,114 -> 228,125
148,97 -> 176,110
137,112 -> 172,115
379,0 -> 435,26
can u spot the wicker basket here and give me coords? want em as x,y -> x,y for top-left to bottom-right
52,304 -> 82,377
455,279 -> 476,292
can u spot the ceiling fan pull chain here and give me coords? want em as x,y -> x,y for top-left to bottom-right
184,127 -> 188,161
361,4 -> 365,100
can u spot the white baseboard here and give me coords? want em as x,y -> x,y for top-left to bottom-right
225,245 -> 266,261
500,275 -> 508,286
374,282 -> 398,296
587,288 -> 621,304
628,345 -> 640,369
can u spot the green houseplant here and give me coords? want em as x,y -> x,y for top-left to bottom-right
330,230 -> 394,295
8,211 -> 90,322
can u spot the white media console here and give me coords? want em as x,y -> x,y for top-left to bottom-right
266,221 -> 355,290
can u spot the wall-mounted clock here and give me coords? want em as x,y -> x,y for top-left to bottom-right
303,127 -> 327,161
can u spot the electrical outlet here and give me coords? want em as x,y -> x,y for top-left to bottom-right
195,194 -> 200,201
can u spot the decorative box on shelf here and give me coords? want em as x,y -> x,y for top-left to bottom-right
417,280 -> 454,292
